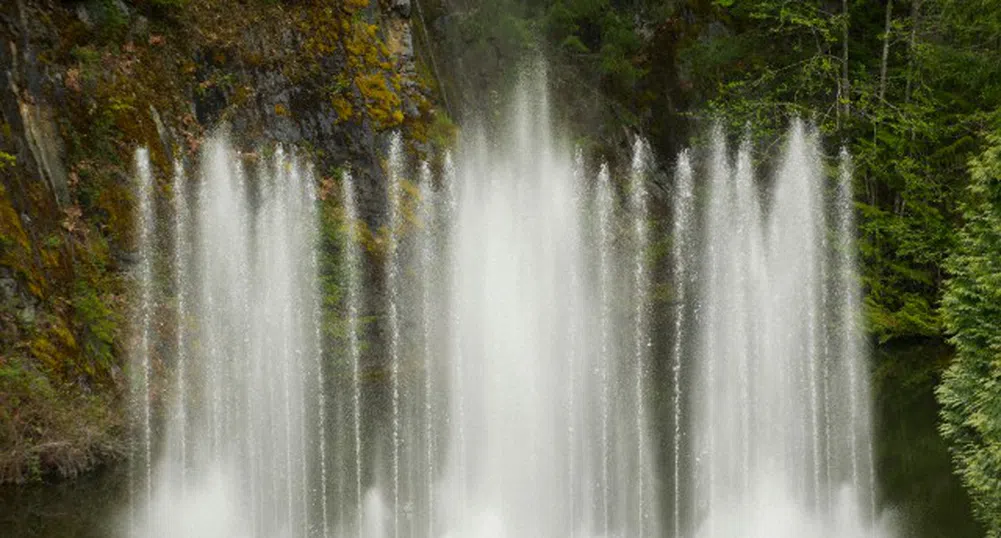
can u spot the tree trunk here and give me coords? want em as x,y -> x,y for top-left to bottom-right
879,0 -> 893,101
842,0 -> 851,121
905,0 -> 922,104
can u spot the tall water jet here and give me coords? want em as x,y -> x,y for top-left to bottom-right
417,162 -> 436,538
688,122 -> 882,537
444,147 -> 467,529
128,135 -> 323,538
131,149 -> 155,529
438,78 -> 658,538
671,150 -> 695,538
835,149 -> 876,523
595,163 -> 613,536
767,123 -> 823,513
443,88 -> 582,535
386,134 -> 404,538
629,139 -> 653,538
567,150 -> 584,535
342,169 -> 365,538
170,159 -> 189,494
303,160 -> 329,538
698,127 -> 729,528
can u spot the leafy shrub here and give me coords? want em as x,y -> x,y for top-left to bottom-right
937,132 -> 1001,537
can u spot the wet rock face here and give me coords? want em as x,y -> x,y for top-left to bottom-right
1,4 -> 69,210
0,0 -> 436,483
4,0 -> 429,226
18,99 -> 69,207
188,43 -> 391,231
176,2 -> 429,231
386,18 -> 415,75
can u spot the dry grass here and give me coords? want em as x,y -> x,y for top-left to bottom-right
0,358 -> 125,484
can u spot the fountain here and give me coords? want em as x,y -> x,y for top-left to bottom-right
130,149 -> 154,532
670,150 -> 695,538
425,81 -> 660,538
629,139 -> 654,538
686,124 -> 883,537
595,162 -> 614,536
386,134 -> 404,538
417,161 -> 438,538
126,82 -> 886,538
166,158 -> 190,499
129,136 -> 323,537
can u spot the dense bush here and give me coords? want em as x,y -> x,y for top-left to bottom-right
937,133 -> 1001,537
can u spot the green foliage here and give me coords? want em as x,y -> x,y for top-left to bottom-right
426,110 -> 458,156
545,0 -> 646,99
937,132 -> 1001,537
678,0 -> 1001,342
72,280 -> 118,375
86,0 -> 130,41
70,45 -> 101,67
680,0 -> 844,136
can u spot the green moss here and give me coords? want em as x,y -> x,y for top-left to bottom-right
72,280 -> 118,379
426,109 -> 458,155
85,0 -> 129,42
70,45 -> 101,67
0,184 -> 42,297
43,235 -> 62,249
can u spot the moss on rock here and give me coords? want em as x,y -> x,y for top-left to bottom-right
0,0 -> 443,484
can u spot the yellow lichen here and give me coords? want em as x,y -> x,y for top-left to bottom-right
0,184 -> 45,296
332,95 -> 354,122
30,317 -> 79,378
344,0 -> 370,14
30,338 -> 60,372
355,72 -> 403,129
300,3 -> 415,131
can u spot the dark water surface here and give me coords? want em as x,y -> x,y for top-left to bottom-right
0,465 -> 128,537
874,340 -> 982,538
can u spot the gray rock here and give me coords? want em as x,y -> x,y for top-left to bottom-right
133,15 -> 149,39
75,4 -> 93,29
113,0 -> 130,19
0,275 -> 16,304
18,98 -> 69,206
149,105 -> 174,165
16,301 -> 35,326
391,0 -> 412,18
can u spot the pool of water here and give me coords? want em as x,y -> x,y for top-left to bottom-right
0,464 -> 128,537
